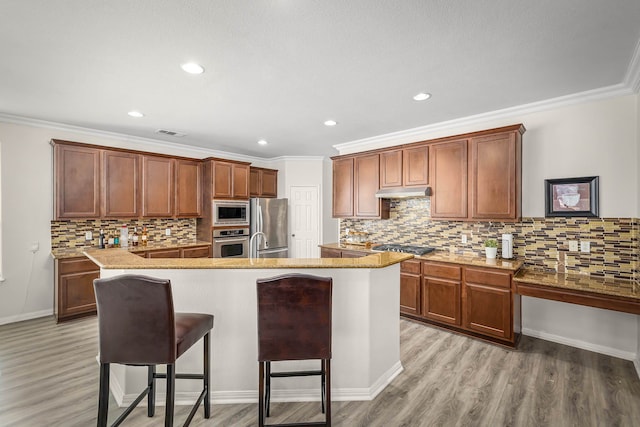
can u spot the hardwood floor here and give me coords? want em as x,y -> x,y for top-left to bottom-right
1,316 -> 639,426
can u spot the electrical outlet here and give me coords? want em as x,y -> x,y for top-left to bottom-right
461,234 -> 467,244
85,231 -> 93,241
580,241 -> 590,253
165,228 -> 171,236
568,240 -> 578,252
30,241 -> 39,253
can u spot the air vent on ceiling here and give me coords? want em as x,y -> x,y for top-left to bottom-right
155,129 -> 187,137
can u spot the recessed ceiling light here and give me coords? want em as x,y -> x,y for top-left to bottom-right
324,120 -> 337,126
413,92 -> 431,101
127,111 -> 144,118
257,139 -> 268,146
181,62 -> 205,74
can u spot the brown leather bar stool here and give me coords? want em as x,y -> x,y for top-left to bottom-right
256,273 -> 333,427
93,274 -> 214,427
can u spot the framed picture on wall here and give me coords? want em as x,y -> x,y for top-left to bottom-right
544,176 -> 599,217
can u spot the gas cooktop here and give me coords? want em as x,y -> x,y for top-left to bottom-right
371,244 -> 435,256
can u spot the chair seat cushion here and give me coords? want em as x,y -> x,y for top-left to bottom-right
176,313 -> 214,358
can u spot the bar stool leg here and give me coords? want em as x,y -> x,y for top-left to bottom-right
165,364 -> 175,427
204,332 -> 211,419
265,361 -> 271,417
97,363 -> 110,427
325,359 -> 331,427
148,365 -> 156,417
321,359 -> 326,414
258,362 -> 265,427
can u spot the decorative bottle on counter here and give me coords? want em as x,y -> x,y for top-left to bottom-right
132,227 -> 139,246
120,225 -> 129,248
98,229 -> 105,249
141,226 -> 148,247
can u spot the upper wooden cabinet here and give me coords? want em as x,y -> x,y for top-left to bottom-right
102,150 -> 140,218
429,139 -> 468,219
469,130 -> 521,220
380,145 -> 429,188
175,159 -> 202,217
332,154 -> 390,219
332,157 -> 354,217
54,143 -> 101,219
52,140 -> 205,219
210,160 -> 250,199
250,167 -> 278,198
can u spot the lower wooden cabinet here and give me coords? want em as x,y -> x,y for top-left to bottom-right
147,248 -> 181,258
54,257 -> 99,322
319,247 -> 369,258
400,260 -> 421,315
404,260 -> 520,346
182,245 -> 211,258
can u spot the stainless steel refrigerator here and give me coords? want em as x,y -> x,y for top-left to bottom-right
249,198 -> 289,258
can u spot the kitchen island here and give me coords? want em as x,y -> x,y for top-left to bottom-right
84,249 -> 412,407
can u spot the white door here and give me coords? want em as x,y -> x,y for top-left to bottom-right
290,186 -> 320,258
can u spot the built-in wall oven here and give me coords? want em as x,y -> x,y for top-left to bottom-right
212,228 -> 249,258
213,200 -> 249,227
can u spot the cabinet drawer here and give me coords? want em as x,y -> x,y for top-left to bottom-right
182,246 -> 211,258
423,262 -> 461,281
147,249 -> 181,258
465,268 -> 511,289
58,257 -> 99,274
401,259 -> 421,275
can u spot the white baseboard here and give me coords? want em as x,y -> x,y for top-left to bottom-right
522,327 -> 637,361
0,309 -> 52,326
115,361 -> 405,407
634,358 -> 640,379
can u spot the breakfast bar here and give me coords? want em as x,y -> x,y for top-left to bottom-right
84,249 -> 412,408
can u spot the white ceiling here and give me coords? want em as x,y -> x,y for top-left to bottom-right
1,1 -> 639,158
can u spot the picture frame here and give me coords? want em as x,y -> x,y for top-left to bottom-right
544,176 -> 599,217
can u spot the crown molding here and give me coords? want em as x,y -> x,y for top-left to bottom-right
624,37 -> 640,93
333,83 -> 635,155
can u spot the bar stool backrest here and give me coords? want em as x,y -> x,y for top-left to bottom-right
94,274 -> 177,365
257,273 -> 332,362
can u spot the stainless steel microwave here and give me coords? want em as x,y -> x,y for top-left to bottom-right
213,200 -> 249,226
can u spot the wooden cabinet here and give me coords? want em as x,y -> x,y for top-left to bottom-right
429,139 -> 468,219
102,150 -> 140,218
400,259 -> 421,315
355,154 -> 384,217
320,247 -> 343,258
54,257 -> 99,322
141,155 -> 173,217
53,143 -> 101,219
182,245 -> 211,258
319,246 -> 368,258
332,157 -> 354,217
209,160 -> 250,199
341,249 -> 367,258
147,248 -> 181,258
403,145 -> 429,186
463,267 -> 513,339
250,167 -> 278,198
422,262 -> 462,325
175,159 -> 202,217
380,150 -> 403,188
469,130 -> 521,220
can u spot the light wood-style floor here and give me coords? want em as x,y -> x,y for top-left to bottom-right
1,315 -> 640,426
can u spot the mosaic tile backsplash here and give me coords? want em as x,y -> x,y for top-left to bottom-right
341,199 -> 639,280
51,218 -> 197,249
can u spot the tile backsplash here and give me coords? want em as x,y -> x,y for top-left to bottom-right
341,199 -> 639,280
51,218 -> 197,249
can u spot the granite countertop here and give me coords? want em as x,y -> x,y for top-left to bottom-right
319,243 -> 523,271
51,240 -> 212,259
514,268 -> 640,300
84,248 -> 412,270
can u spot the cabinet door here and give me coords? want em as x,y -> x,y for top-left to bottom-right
463,283 -> 512,339
261,169 -> 278,197
340,250 -> 367,258
250,168 -> 260,196
354,154 -> 385,218
233,164 -> 250,198
422,277 -> 461,325
403,145 -> 429,186
142,156 -> 174,217
400,273 -> 421,315
54,144 -> 101,219
332,157 -> 354,217
380,150 -> 403,188
430,140 -> 468,219
213,161 -> 233,198
182,245 -> 211,258
59,271 -> 99,319
103,150 -> 140,217
470,131 -> 520,220
147,248 -> 181,258
320,247 -> 342,258
175,159 -> 202,217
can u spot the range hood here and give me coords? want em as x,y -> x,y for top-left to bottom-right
374,186 -> 432,199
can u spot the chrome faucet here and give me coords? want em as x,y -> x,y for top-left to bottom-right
249,231 -> 265,259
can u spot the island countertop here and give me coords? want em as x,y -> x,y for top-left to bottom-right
84,248 -> 412,269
